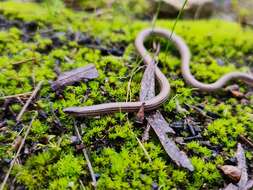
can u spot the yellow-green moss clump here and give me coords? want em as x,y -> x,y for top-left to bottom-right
0,1 -> 253,190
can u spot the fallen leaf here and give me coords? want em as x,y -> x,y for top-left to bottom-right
231,90 -> 244,98
136,103 -> 145,124
76,143 -> 85,151
219,165 -> 241,182
139,58 -> 155,101
223,183 -> 238,190
139,51 -> 193,171
147,111 -> 175,134
51,64 -> 99,90
222,143 -> 252,190
225,84 -> 245,98
151,124 -> 194,171
12,136 -> 22,151
0,127 -> 8,132
236,143 -> 248,188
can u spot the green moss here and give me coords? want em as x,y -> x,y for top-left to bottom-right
187,141 -> 212,158
13,151 -> 85,189
49,154 -> 84,178
205,118 -> 245,148
31,119 -> 49,135
49,177 -> 77,190
189,157 -> 222,189
0,1 -> 253,189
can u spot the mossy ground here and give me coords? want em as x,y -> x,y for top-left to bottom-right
0,1 -> 253,190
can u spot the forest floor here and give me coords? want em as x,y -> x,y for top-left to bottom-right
0,1 -> 253,189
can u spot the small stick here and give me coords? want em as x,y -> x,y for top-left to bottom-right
0,114 -> 37,190
135,135 -> 152,162
79,179 -> 86,190
175,99 -> 188,114
0,92 -> 32,100
239,135 -> 253,149
127,120 -> 152,162
126,65 -> 145,102
194,2 -> 204,19
0,121 -> 7,128
184,134 -> 202,141
16,81 -> 43,122
16,97 -> 25,105
83,9 -> 112,20
185,103 -> 212,119
74,121 -> 97,189
12,58 -> 36,66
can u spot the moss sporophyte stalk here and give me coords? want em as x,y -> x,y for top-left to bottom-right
0,1 -> 253,189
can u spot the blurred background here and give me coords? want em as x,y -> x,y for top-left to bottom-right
11,0 -> 253,26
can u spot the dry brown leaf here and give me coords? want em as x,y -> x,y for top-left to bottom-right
51,64 -> 99,90
231,90 -> 244,98
136,103 -> 145,124
0,127 -> 8,132
12,136 -> 22,151
75,143 -> 85,151
138,48 -> 193,171
151,123 -> 194,171
236,143 -> 248,188
139,59 -> 155,101
219,165 -> 241,182
147,111 -> 175,134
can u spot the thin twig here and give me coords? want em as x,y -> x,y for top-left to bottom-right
236,143 -> 248,188
127,119 -> 152,162
74,121 -> 97,189
169,0 -> 188,39
165,0 -> 188,63
83,9 -> 112,20
126,65 -> 145,102
151,0 -> 161,30
126,42 -> 160,103
16,81 -> 43,122
12,58 -> 36,66
185,103 -> 213,119
239,135 -> 253,149
135,134 -> 152,162
0,113 -> 37,190
194,2 -> 204,19
0,92 -> 32,100
79,179 -> 86,190
0,121 -> 6,128
16,97 -> 25,105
